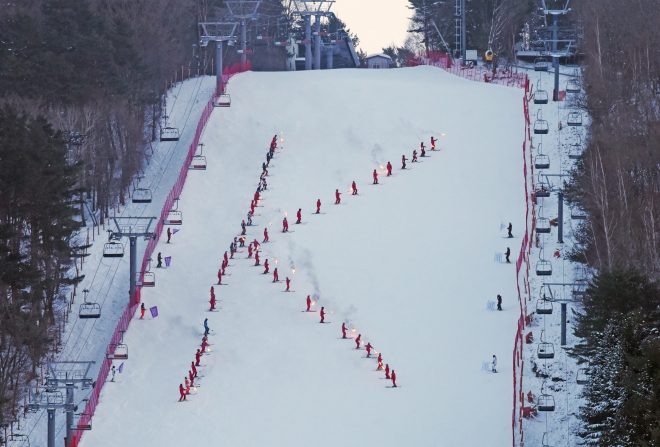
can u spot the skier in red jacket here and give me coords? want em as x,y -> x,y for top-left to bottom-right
401,155 -> 408,169
263,228 -> 269,243
263,259 -> 269,274
431,136 -> 436,150
306,295 -> 311,311
351,181 -> 358,195
191,361 -> 198,378
140,302 -> 145,319
373,169 -> 379,184
224,251 -> 229,264
179,384 -> 187,401
391,370 -> 397,387
316,199 -> 321,214
210,286 -> 214,297
341,322 -> 347,338
201,336 -> 208,353
296,208 -> 302,224
189,370 -> 195,387
255,251 -> 260,266
195,349 -> 202,366
217,269 -> 223,285
365,342 -> 373,357
420,142 -> 426,157
412,150 -> 418,162
167,227 -> 172,243
377,353 -> 383,370
335,189 -> 341,204
384,364 -> 390,379
250,201 -> 256,214
254,191 -> 260,203
387,162 -> 392,176
253,239 -> 260,250
273,268 -> 279,282
282,217 -> 289,232
285,277 -> 290,291
247,244 -> 253,258
320,307 -> 325,323
210,294 -> 216,311
355,334 -> 361,349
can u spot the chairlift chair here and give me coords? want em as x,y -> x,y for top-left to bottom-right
576,368 -> 589,385
103,242 -> 124,258
534,88 -> 549,105
537,331 -> 555,359
534,58 -> 549,71
106,343 -> 128,360
132,188 -> 152,204
70,414 -> 92,431
537,393 -> 555,411
567,111 -> 582,126
572,283 -> 587,299
160,126 -> 180,142
571,205 -> 587,219
79,302 -> 101,319
534,110 -> 549,134
189,155 -> 207,170
566,78 -> 580,93
534,154 -> 550,170
212,93 -> 231,108
535,172 -> 551,198
138,271 -> 155,287
536,299 -> 553,315
536,216 -> 551,234
163,210 -> 182,225
542,432 -> 552,447
536,259 -> 553,276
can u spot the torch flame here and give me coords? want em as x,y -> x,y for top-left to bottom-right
194,386 -> 198,391
275,260 -> 278,264
292,268 -> 296,274
331,311 -> 334,314
351,328 -> 356,332
379,164 -> 384,169
284,212 -> 288,216
206,347 -> 211,352
281,139 -> 284,142
311,301 -> 316,306
441,133 -> 446,136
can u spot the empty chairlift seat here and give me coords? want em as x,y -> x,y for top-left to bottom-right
536,216 -> 551,234
70,414 -> 92,431
79,302 -> 101,319
132,188 -> 152,204
160,126 -> 180,142
571,205 -> 587,220
566,78 -> 581,93
138,271 -> 155,287
534,89 -> 549,105
536,259 -> 552,276
163,210 -> 182,225
534,153 -> 550,170
106,343 -> 128,360
103,242 -> 124,258
536,299 -> 553,315
567,111 -> 582,126
534,58 -> 549,71
537,394 -> 555,411
189,155 -> 207,170
212,93 -> 231,108
534,119 -> 549,134
576,368 -> 589,385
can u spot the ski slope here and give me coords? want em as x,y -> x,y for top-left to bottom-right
83,66 -> 525,446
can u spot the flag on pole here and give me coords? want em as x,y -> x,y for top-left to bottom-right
150,306 -> 159,318
164,256 -> 172,267
173,229 -> 180,235
118,362 -> 124,373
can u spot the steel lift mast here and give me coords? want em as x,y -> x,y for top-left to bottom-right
225,0 -> 263,70
292,0 -> 334,70
199,21 -> 239,92
541,0 -> 572,101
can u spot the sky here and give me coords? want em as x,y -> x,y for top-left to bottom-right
331,0 -> 412,55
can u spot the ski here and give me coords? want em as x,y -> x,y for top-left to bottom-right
302,310 -> 318,312
386,386 -> 400,388
312,212 -> 326,215
282,290 -> 295,292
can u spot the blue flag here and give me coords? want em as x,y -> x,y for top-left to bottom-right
118,362 -> 124,373
150,306 -> 158,318
173,229 -> 180,235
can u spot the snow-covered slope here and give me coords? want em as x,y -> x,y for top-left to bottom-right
83,66 -> 525,446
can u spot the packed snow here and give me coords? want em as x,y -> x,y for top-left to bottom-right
76,66 -> 525,446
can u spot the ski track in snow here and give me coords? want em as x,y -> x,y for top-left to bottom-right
76,66 -> 526,447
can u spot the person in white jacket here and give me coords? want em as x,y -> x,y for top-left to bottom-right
492,355 -> 498,373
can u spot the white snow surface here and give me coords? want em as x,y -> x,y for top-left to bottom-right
82,66 -> 525,446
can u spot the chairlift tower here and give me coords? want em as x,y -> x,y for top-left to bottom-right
225,1 -> 263,70
454,0 -> 466,63
292,0 -> 335,70
199,22 -> 239,93
108,217 -> 157,304
27,361 -> 95,447
540,0 -> 571,101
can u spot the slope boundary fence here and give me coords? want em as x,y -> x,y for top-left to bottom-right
70,65 -> 247,447
411,51 -> 527,89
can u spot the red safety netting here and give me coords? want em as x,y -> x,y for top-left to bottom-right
70,66 -> 249,447
409,51 -> 528,89
512,81 -> 534,447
